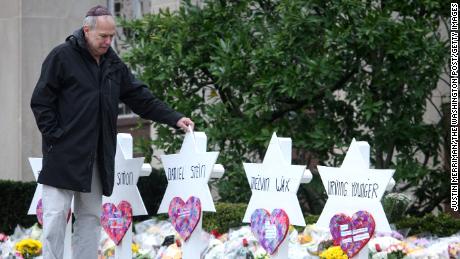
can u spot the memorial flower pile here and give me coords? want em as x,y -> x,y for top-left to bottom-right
1,219 -> 460,258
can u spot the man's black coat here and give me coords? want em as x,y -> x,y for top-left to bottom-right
31,29 -> 183,196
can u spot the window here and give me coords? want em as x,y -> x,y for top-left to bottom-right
114,2 -> 122,17
118,102 -> 135,117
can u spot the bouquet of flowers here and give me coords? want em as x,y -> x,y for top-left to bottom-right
14,238 -> 42,259
319,246 -> 348,259
386,243 -> 408,259
449,241 -> 460,258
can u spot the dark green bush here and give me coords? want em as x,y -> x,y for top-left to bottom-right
383,192 -> 411,223
305,214 -> 320,225
0,180 -> 37,235
0,169 -> 169,235
134,168 -> 168,222
395,213 -> 460,237
203,202 -> 248,234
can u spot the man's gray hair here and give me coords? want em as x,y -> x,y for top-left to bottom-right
83,5 -> 112,30
83,16 -> 97,30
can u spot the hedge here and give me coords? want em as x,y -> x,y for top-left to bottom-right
0,170 -> 168,235
395,213 -> 460,237
1,178 -> 459,237
0,180 -> 37,234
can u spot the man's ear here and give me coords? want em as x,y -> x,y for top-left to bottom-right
83,25 -> 90,35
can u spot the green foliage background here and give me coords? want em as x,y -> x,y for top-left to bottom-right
121,0 -> 449,215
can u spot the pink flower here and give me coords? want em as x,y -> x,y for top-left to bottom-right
0,233 -> 8,242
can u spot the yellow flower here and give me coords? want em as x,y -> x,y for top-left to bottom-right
298,234 -> 312,244
132,243 -> 139,254
102,243 -> 139,256
319,246 -> 348,259
15,238 -> 42,257
104,247 -> 115,257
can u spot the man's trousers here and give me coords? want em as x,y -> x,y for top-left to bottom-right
41,162 -> 102,259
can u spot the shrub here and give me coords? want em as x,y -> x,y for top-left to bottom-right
203,202 -> 248,233
395,213 -> 460,237
134,169 -> 168,222
0,180 -> 37,235
0,169 -> 168,234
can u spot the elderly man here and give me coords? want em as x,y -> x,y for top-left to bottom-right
30,5 -> 193,259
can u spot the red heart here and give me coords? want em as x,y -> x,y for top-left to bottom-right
329,210 -> 375,257
36,199 -> 71,225
101,201 -> 133,245
168,196 -> 201,241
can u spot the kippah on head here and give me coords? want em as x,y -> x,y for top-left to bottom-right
86,5 -> 111,17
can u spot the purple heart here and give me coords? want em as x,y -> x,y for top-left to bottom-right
168,196 -> 202,241
250,208 -> 290,255
329,210 -> 376,257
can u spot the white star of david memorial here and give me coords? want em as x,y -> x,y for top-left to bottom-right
103,134 -> 148,216
242,133 -> 309,226
103,133 -> 154,259
29,134 -> 152,259
316,139 -> 395,233
158,131 -> 219,213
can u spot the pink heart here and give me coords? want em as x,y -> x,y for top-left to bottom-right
250,208 -> 290,255
101,201 -> 133,245
168,196 -> 201,241
36,199 -> 71,225
329,210 -> 376,257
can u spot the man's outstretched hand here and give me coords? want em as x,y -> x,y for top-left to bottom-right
176,117 -> 195,132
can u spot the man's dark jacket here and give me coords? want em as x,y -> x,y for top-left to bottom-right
31,29 -> 183,196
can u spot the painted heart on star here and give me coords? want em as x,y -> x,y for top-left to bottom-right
168,196 -> 201,241
101,200 -> 133,245
329,210 -> 376,257
36,198 -> 71,225
250,208 -> 290,255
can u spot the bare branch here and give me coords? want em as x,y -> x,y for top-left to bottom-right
383,143 -> 395,168
427,96 -> 443,118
